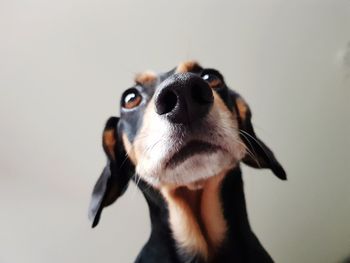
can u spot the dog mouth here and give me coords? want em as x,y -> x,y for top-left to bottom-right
165,140 -> 222,169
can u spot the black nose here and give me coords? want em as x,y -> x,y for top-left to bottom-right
155,73 -> 214,124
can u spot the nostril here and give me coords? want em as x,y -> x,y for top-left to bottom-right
155,89 -> 178,115
191,83 -> 214,105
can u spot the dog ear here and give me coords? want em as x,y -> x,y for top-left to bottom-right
230,91 -> 287,180
88,117 -> 133,228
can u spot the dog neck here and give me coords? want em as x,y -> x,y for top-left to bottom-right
137,166 -> 269,262
160,171 -> 227,261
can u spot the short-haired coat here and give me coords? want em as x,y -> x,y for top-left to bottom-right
88,61 -> 286,263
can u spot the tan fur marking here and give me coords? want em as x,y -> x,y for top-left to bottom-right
132,97 -> 155,162
161,186 -> 209,259
103,129 -> 116,160
122,133 -> 137,165
236,97 -> 248,120
213,92 -> 246,159
201,171 -> 227,247
208,78 -> 222,89
161,172 -> 228,260
134,71 -> 157,86
213,91 -> 234,118
176,60 -> 201,73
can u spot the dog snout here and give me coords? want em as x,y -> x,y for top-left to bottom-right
155,73 -> 214,124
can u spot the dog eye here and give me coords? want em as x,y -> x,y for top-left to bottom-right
122,89 -> 142,109
202,73 -> 222,88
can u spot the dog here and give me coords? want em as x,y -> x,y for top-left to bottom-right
88,61 -> 286,263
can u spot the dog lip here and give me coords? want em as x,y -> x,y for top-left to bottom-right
165,140 -> 221,169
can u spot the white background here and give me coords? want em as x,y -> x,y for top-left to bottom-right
0,0 -> 349,262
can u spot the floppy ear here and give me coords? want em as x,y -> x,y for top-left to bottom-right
230,91 -> 287,180
88,117 -> 134,227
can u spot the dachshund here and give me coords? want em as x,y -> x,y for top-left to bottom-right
88,61 -> 286,263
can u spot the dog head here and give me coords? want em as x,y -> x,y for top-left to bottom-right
88,61 -> 286,227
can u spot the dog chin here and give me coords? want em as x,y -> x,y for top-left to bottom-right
138,151 -> 237,189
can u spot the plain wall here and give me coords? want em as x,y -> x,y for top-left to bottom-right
0,0 -> 349,262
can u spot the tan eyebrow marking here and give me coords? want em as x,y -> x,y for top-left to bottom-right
176,60 -> 202,73
134,70 -> 157,86
208,78 -> 222,89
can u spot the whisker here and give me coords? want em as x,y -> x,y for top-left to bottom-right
235,138 -> 260,167
135,172 -> 142,188
239,131 -> 262,168
239,129 -> 273,163
129,172 -> 138,199
118,132 -> 152,169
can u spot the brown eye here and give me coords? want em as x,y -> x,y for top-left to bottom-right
202,73 -> 222,88
122,89 -> 142,109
